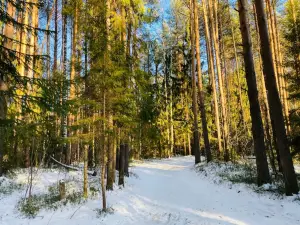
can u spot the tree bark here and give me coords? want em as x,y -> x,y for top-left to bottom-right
83,144 -> 88,198
190,0 -> 201,164
19,4 -> 28,77
106,114 -> 114,190
29,0 -> 39,79
53,0 -> 58,71
202,0 -> 222,156
254,0 -> 299,195
193,0 -> 211,162
1,1 -> 15,175
118,144 -> 125,186
124,143 -> 129,177
208,0 -> 229,161
46,0 -> 51,79
253,2 -> 278,173
238,0 -> 271,185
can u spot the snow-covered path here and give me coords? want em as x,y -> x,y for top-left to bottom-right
1,156 -> 300,225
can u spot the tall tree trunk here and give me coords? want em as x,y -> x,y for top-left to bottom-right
238,0 -> 271,185
46,0 -> 51,79
83,143 -> 88,198
67,0 -> 79,165
118,144 -> 125,186
208,0 -> 229,161
29,0 -> 39,79
164,51 -> 170,158
170,84 -> 174,157
19,4 -> 28,77
265,0 -> 281,97
202,0 -> 222,156
270,1 -> 290,133
101,92 -> 107,210
3,1 -> 15,50
190,0 -> 201,164
254,0 -> 299,195
226,0 -> 247,133
106,114 -> 114,190
61,0 -> 68,163
124,144 -> 129,177
0,82 -> 7,176
289,0 -> 300,77
53,0 -> 58,71
1,1 -> 16,175
193,0 -> 211,162
253,2 -> 278,173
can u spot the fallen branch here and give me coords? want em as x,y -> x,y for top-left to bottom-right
50,156 -> 97,176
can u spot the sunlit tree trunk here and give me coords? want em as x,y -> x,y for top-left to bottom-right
289,0 -> 300,77
202,0 -> 222,156
193,0 -> 211,162
67,1 -> 79,165
208,0 -> 229,161
3,1 -> 15,50
61,0 -> 68,162
270,1 -> 290,133
170,84 -> 174,157
19,4 -> 28,77
265,0 -> 281,96
28,0 -> 39,78
190,0 -> 201,164
226,0 -> 247,133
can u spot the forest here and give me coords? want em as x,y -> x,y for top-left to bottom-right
0,0 -> 300,224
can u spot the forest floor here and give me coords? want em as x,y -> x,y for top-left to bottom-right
1,156 -> 300,225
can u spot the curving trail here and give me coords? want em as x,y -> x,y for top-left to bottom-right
1,156 -> 300,225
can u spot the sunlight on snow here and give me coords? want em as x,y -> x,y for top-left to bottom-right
184,208 -> 249,225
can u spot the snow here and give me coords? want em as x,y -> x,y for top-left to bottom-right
1,156 -> 300,225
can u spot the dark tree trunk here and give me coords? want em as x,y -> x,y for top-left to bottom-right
106,115 -> 114,190
116,147 -> 120,171
253,0 -> 299,194
0,86 -> 7,176
124,143 -> 129,177
118,144 -> 125,186
238,0 -> 271,185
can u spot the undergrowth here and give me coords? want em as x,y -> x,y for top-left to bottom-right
196,161 -> 297,197
95,207 -> 114,218
0,178 -> 23,195
17,183 -> 87,218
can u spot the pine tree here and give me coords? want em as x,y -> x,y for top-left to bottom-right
238,0 -> 271,185
254,0 -> 299,195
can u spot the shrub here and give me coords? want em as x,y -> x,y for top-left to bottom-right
17,183 -> 86,218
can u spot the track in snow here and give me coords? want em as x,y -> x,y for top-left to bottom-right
1,156 -> 300,225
